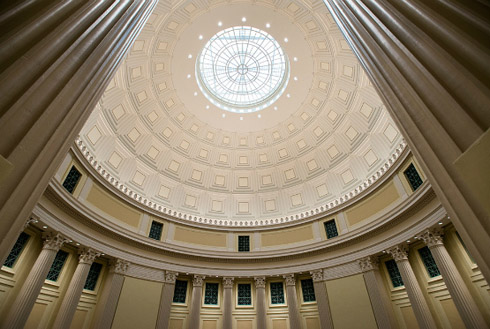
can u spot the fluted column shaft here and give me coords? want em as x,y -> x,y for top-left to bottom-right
0,0 -> 158,266
358,257 -> 398,329
222,277 -> 234,329
310,270 -> 333,329
188,275 -> 204,329
92,259 -> 129,329
388,245 -> 436,329
420,229 -> 487,329
254,277 -> 267,329
1,233 -> 68,329
284,274 -> 302,329
323,0 -> 490,282
156,271 -> 178,329
52,248 -> 100,329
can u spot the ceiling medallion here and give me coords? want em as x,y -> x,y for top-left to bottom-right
196,26 -> 289,113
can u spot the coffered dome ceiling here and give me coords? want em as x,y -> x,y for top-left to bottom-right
77,0 -> 405,227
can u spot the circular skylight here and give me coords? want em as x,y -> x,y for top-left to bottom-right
196,26 -> 289,113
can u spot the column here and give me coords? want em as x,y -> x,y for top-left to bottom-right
0,0 -> 159,266
358,257 -> 398,329
52,248 -> 101,329
188,275 -> 204,329
310,270 -> 333,329
1,233 -> 68,329
92,259 -> 130,329
419,228 -> 487,329
284,274 -> 302,329
155,271 -> 178,329
387,245 -> 436,329
254,277 -> 267,329
222,277 -> 234,329
323,0 -> 490,282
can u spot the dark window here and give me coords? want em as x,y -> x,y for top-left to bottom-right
173,280 -> 188,303
63,166 -> 82,194
404,163 -> 423,191
46,250 -> 69,281
270,282 -> 285,304
149,221 -> 163,240
385,259 -> 404,288
237,283 -> 252,305
324,219 -> 338,239
238,236 -> 250,252
204,282 -> 219,305
3,232 -> 30,268
84,262 -> 103,290
301,279 -> 316,302
418,246 -> 441,278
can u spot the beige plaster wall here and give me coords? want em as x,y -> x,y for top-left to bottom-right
261,224 -> 314,247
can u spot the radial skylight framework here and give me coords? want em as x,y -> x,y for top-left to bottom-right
196,26 -> 289,113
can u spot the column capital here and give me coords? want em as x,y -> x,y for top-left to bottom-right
254,276 -> 266,289
192,275 -> 205,287
78,248 -> 101,265
42,232 -> 69,251
387,245 -> 409,262
110,259 -> 130,275
165,271 -> 178,284
283,274 -> 296,286
358,256 -> 379,272
223,277 -> 234,289
24,216 -> 39,228
310,269 -> 324,282
419,228 -> 444,248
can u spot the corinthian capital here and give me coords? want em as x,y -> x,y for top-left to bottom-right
110,259 -> 130,275
254,276 -> 266,288
310,269 -> 324,282
283,274 -> 296,286
78,248 -> 101,264
223,277 -> 234,288
387,245 -> 409,262
193,275 -> 205,287
358,256 -> 379,272
165,271 -> 178,284
419,228 -> 444,248
42,232 -> 69,251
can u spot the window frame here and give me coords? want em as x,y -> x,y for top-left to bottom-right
202,281 -> 221,308
83,261 -> 104,293
235,282 -> 254,308
268,280 -> 286,307
2,232 -> 31,271
172,279 -> 190,305
61,163 -> 85,196
299,278 -> 316,304
44,249 -> 72,288
238,235 -> 250,252
148,220 -> 164,241
323,219 -> 339,239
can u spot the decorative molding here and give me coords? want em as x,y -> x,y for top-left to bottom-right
78,248 -> 101,264
387,245 -> 409,262
193,275 -> 205,287
418,227 -> 444,248
165,271 -> 178,284
222,277 -> 234,288
358,256 -> 379,272
283,274 -> 296,286
25,215 -> 39,229
310,269 -> 325,282
324,262 -> 363,280
42,232 -> 69,251
254,276 -> 266,288
110,259 -> 130,275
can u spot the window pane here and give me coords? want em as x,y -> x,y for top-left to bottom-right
46,250 -> 69,281
238,236 -> 250,252
301,279 -> 316,302
324,219 -> 338,239
173,280 -> 188,303
270,282 -> 285,304
84,262 -> 103,290
63,166 -> 82,194
149,221 -> 163,240
418,246 -> 441,278
3,232 -> 30,268
238,284 -> 252,305
385,259 -> 404,288
204,283 -> 219,305
404,163 -> 423,191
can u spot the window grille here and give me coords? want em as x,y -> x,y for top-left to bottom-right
238,236 -> 250,252
173,280 -> 188,303
204,282 -> 219,305
270,282 -> 285,304
84,262 -> 103,290
404,163 -> 423,191
62,166 -> 82,193
46,250 -> 69,281
3,232 -> 30,268
238,284 -> 252,305
385,259 -> 404,288
301,279 -> 316,302
418,246 -> 441,278
149,221 -> 163,241
324,219 -> 338,239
